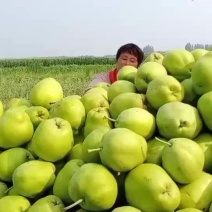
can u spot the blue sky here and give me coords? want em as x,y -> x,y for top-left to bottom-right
0,0 -> 211,58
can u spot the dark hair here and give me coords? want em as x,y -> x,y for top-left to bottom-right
116,43 -> 144,66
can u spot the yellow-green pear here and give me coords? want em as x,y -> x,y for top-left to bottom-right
125,163 -> 181,212
53,159 -> 85,204
162,49 -> 195,81
0,109 -> 34,149
81,91 -> 109,114
134,61 -> 167,93
31,117 -> 74,162
156,101 -> 203,139
95,128 -> 147,172
67,163 -> 118,211
178,172 -> 212,211
109,92 -> 147,119
160,137 -> 205,184
29,77 -> 64,110
197,91 -> 212,131
94,82 -> 111,91
7,187 -> 19,196
28,195 -> 65,212
25,106 -> 49,129
145,137 -> 166,165
113,107 -> 156,140
210,203 -> 212,212
82,127 -> 110,163
181,77 -> 198,105
67,142 -> 84,161
146,75 -> 184,110
83,107 -> 113,137
191,48 -> 208,61
12,160 -> 56,198
112,206 -> 142,212
143,52 -> 164,64
107,80 -> 137,103
49,95 -> 86,135
0,147 -> 34,182
0,181 -> 8,199
84,87 -> 108,99
191,52 -> 212,95
117,65 -> 138,83
0,195 -> 31,212
194,133 -> 212,173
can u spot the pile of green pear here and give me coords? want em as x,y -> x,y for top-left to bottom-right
0,48 -> 212,212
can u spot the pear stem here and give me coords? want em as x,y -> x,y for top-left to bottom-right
87,148 -> 102,153
4,186 -> 14,194
104,116 -> 116,122
64,199 -> 84,210
117,172 -> 121,176
155,137 -> 172,147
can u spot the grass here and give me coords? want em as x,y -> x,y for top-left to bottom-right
0,64 -> 114,104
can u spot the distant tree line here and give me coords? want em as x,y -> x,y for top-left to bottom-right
185,43 -> 212,51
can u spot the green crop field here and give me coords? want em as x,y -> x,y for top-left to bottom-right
0,57 -> 116,104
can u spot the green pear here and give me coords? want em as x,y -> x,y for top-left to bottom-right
0,109 -> 34,149
82,127 -> 110,163
6,105 -> 29,112
25,106 -> 50,129
156,101 -> 203,139
125,163 -> 181,212
0,181 -> 8,199
113,107 -> 156,140
176,208 -> 203,212
181,77 -> 198,105
94,82 -> 111,91
107,80 -> 137,103
53,159 -> 85,205
81,91 -> 109,114
109,92 -> 147,119
31,117 -> 74,162
28,195 -> 65,212
84,87 -> 108,99
146,75 -> 184,110
12,160 -> 56,198
67,163 -> 118,211
145,137 -> 166,165
197,91 -> 212,131
49,96 -> 86,135
83,107 -> 113,137
134,61 -> 167,93
24,140 -> 38,159
29,77 -> 64,110
0,147 -> 34,182
5,98 -> 31,110
143,52 -> 164,64
92,128 -> 147,172
112,206 -> 141,212
117,65 -> 138,83
0,195 -> 31,212
178,172 -> 212,211
191,52 -> 212,95
67,142 -> 84,161
0,101 -> 4,117
162,49 -> 195,81
191,48 -> 208,61
7,187 -> 19,196
159,137 -> 205,184
194,133 -> 212,173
